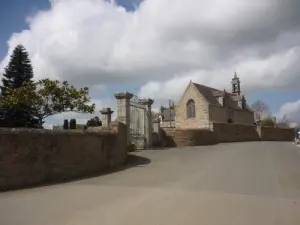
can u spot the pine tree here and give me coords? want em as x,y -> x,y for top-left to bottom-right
0,45 -> 37,127
86,116 -> 102,127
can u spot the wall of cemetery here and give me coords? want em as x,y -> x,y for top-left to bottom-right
0,122 -> 127,191
159,123 -> 293,148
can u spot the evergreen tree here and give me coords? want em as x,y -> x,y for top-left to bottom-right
1,45 -> 34,93
0,45 -> 37,127
86,116 -> 102,127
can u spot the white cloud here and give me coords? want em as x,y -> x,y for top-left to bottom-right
43,123 -> 54,130
1,0 -> 300,103
275,99 -> 300,123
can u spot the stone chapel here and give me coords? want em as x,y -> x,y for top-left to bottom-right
175,73 -> 255,129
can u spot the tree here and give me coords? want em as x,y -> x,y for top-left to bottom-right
251,100 -> 271,122
279,114 -> 289,124
0,79 -> 95,127
276,114 -> 290,128
1,45 -> 34,93
0,45 -> 36,127
86,116 -> 102,127
63,119 -> 69,130
261,117 -> 275,127
70,119 -> 77,129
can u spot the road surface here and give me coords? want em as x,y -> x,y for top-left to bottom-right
1,142 -> 300,225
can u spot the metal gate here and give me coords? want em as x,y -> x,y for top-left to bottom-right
130,95 -> 146,150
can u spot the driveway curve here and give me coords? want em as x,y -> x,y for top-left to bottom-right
1,142 -> 300,225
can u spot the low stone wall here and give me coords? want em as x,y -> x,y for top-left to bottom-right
161,127 -> 216,147
0,122 -> 127,191
171,129 -> 217,147
160,123 -> 293,148
212,123 -> 260,142
160,121 -> 175,128
259,127 -> 293,141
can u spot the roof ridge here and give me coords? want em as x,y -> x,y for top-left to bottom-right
192,82 -> 221,91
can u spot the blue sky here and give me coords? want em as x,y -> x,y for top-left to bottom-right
0,0 -> 300,125
0,0 -> 49,60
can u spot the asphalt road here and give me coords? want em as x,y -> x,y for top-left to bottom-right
1,142 -> 300,225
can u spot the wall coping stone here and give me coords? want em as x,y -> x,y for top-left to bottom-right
100,107 -> 114,115
139,98 -> 154,106
0,128 -> 114,136
114,92 -> 133,99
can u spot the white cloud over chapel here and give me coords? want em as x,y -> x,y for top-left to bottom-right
1,0 -> 300,123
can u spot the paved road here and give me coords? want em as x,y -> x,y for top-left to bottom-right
1,142 -> 300,225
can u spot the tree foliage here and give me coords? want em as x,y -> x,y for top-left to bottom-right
261,117 -> 275,127
251,100 -> 271,121
86,116 -> 102,127
277,114 -> 290,127
0,79 -> 95,126
1,45 -> 34,93
0,45 -> 36,127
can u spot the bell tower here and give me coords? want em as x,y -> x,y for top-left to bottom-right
231,72 -> 241,95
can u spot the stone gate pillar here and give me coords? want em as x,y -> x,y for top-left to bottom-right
114,92 -> 133,145
100,107 -> 114,127
140,98 -> 154,148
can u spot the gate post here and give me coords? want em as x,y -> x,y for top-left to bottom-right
114,92 -> 133,145
140,98 -> 154,148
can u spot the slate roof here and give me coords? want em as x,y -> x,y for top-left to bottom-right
193,83 -> 253,112
157,82 -> 254,122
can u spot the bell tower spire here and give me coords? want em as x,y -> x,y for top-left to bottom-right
231,72 -> 241,95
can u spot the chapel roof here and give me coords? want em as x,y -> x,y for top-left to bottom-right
192,82 -> 253,112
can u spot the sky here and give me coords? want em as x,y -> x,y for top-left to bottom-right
0,0 -> 300,128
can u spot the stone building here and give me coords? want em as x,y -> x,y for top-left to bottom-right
175,73 -> 254,129
157,107 -> 175,127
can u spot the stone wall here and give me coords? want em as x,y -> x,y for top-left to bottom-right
162,128 -> 217,147
160,121 -> 175,128
0,122 -> 127,191
209,105 -> 254,126
234,110 -> 255,125
175,84 -> 210,129
259,127 -> 293,141
152,121 -> 161,146
209,105 -> 227,123
160,123 -> 293,148
212,123 -> 260,142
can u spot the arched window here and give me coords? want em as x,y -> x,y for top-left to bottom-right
186,99 -> 196,119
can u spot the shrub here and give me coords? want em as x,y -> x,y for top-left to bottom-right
261,118 -> 275,127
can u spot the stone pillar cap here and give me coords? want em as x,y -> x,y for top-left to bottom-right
100,107 -> 114,114
139,98 -> 154,106
114,92 -> 134,99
